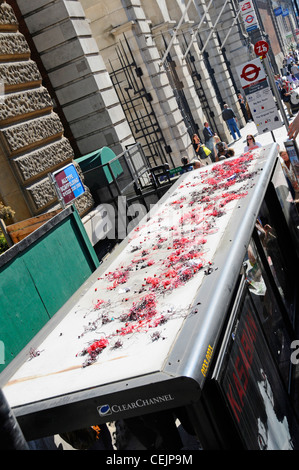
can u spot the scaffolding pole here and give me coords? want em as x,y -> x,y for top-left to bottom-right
160,0 -> 194,65
182,0 -> 213,59
220,9 -> 243,49
201,0 -> 230,54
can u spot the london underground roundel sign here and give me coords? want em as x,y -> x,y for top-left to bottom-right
240,63 -> 261,83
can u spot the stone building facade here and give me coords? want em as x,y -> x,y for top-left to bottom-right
0,0 -> 289,231
8,1 -> 256,168
0,1 -> 94,222
77,0 -> 252,164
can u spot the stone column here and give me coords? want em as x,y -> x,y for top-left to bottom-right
151,20 -> 204,137
196,0 -> 245,126
118,0 -> 193,164
15,0 -> 135,156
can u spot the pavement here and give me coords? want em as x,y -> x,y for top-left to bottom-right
225,111 -> 298,157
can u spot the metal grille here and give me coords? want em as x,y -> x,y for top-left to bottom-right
109,35 -> 175,168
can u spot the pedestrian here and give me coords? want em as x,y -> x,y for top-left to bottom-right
287,55 -> 294,72
181,157 -> 193,172
192,133 -> 212,165
244,134 -> 262,152
190,158 -> 203,169
215,144 -> 235,161
213,136 -> 228,161
286,72 -> 298,88
280,83 -> 294,118
237,93 -> 249,122
216,144 -> 228,161
203,122 -> 216,162
279,150 -> 299,200
221,104 -> 241,141
275,74 -> 283,92
213,135 -> 228,154
226,148 -> 235,158
291,62 -> 299,80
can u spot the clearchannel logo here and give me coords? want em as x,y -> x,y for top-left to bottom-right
97,394 -> 174,417
98,404 -> 112,417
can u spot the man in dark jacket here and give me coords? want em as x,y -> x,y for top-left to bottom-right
221,104 -> 241,141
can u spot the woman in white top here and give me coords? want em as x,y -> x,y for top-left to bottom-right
244,135 -> 262,152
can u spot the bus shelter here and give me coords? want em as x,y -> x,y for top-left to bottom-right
1,143 -> 299,450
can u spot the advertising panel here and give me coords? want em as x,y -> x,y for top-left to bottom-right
217,290 -> 299,449
53,164 -> 85,205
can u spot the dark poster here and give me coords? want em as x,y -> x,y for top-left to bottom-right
218,291 -> 299,449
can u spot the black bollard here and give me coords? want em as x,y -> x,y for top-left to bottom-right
0,389 -> 28,450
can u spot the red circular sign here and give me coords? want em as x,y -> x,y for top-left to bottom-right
245,14 -> 254,24
240,63 -> 261,82
254,40 -> 269,58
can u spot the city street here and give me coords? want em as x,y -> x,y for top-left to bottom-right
46,109 -> 299,452
228,114 -> 297,157
1,0 -> 299,453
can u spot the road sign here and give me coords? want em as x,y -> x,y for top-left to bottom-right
237,58 -> 266,88
236,58 -> 281,135
254,40 -> 269,59
245,14 -> 254,24
239,0 -> 259,33
274,6 -> 283,16
241,63 -> 262,83
53,163 -> 85,206
240,1 -> 254,12
246,88 -> 281,134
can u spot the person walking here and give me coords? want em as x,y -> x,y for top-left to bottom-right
203,122 -> 216,162
280,83 -> 294,118
221,104 -> 241,141
237,93 -> 249,123
192,133 -> 212,165
291,62 -> 299,80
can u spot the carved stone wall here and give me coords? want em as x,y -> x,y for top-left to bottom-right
0,87 -> 53,124
13,138 -> 74,182
0,1 -> 94,220
14,0 -> 136,158
0,61 -> 42,91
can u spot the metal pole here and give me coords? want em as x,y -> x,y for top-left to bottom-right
220,9 -> 242,49
183,0 -> 213,59
0,389 -> 28,450
201,0 -> 230,54
160,0 -> 193,65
